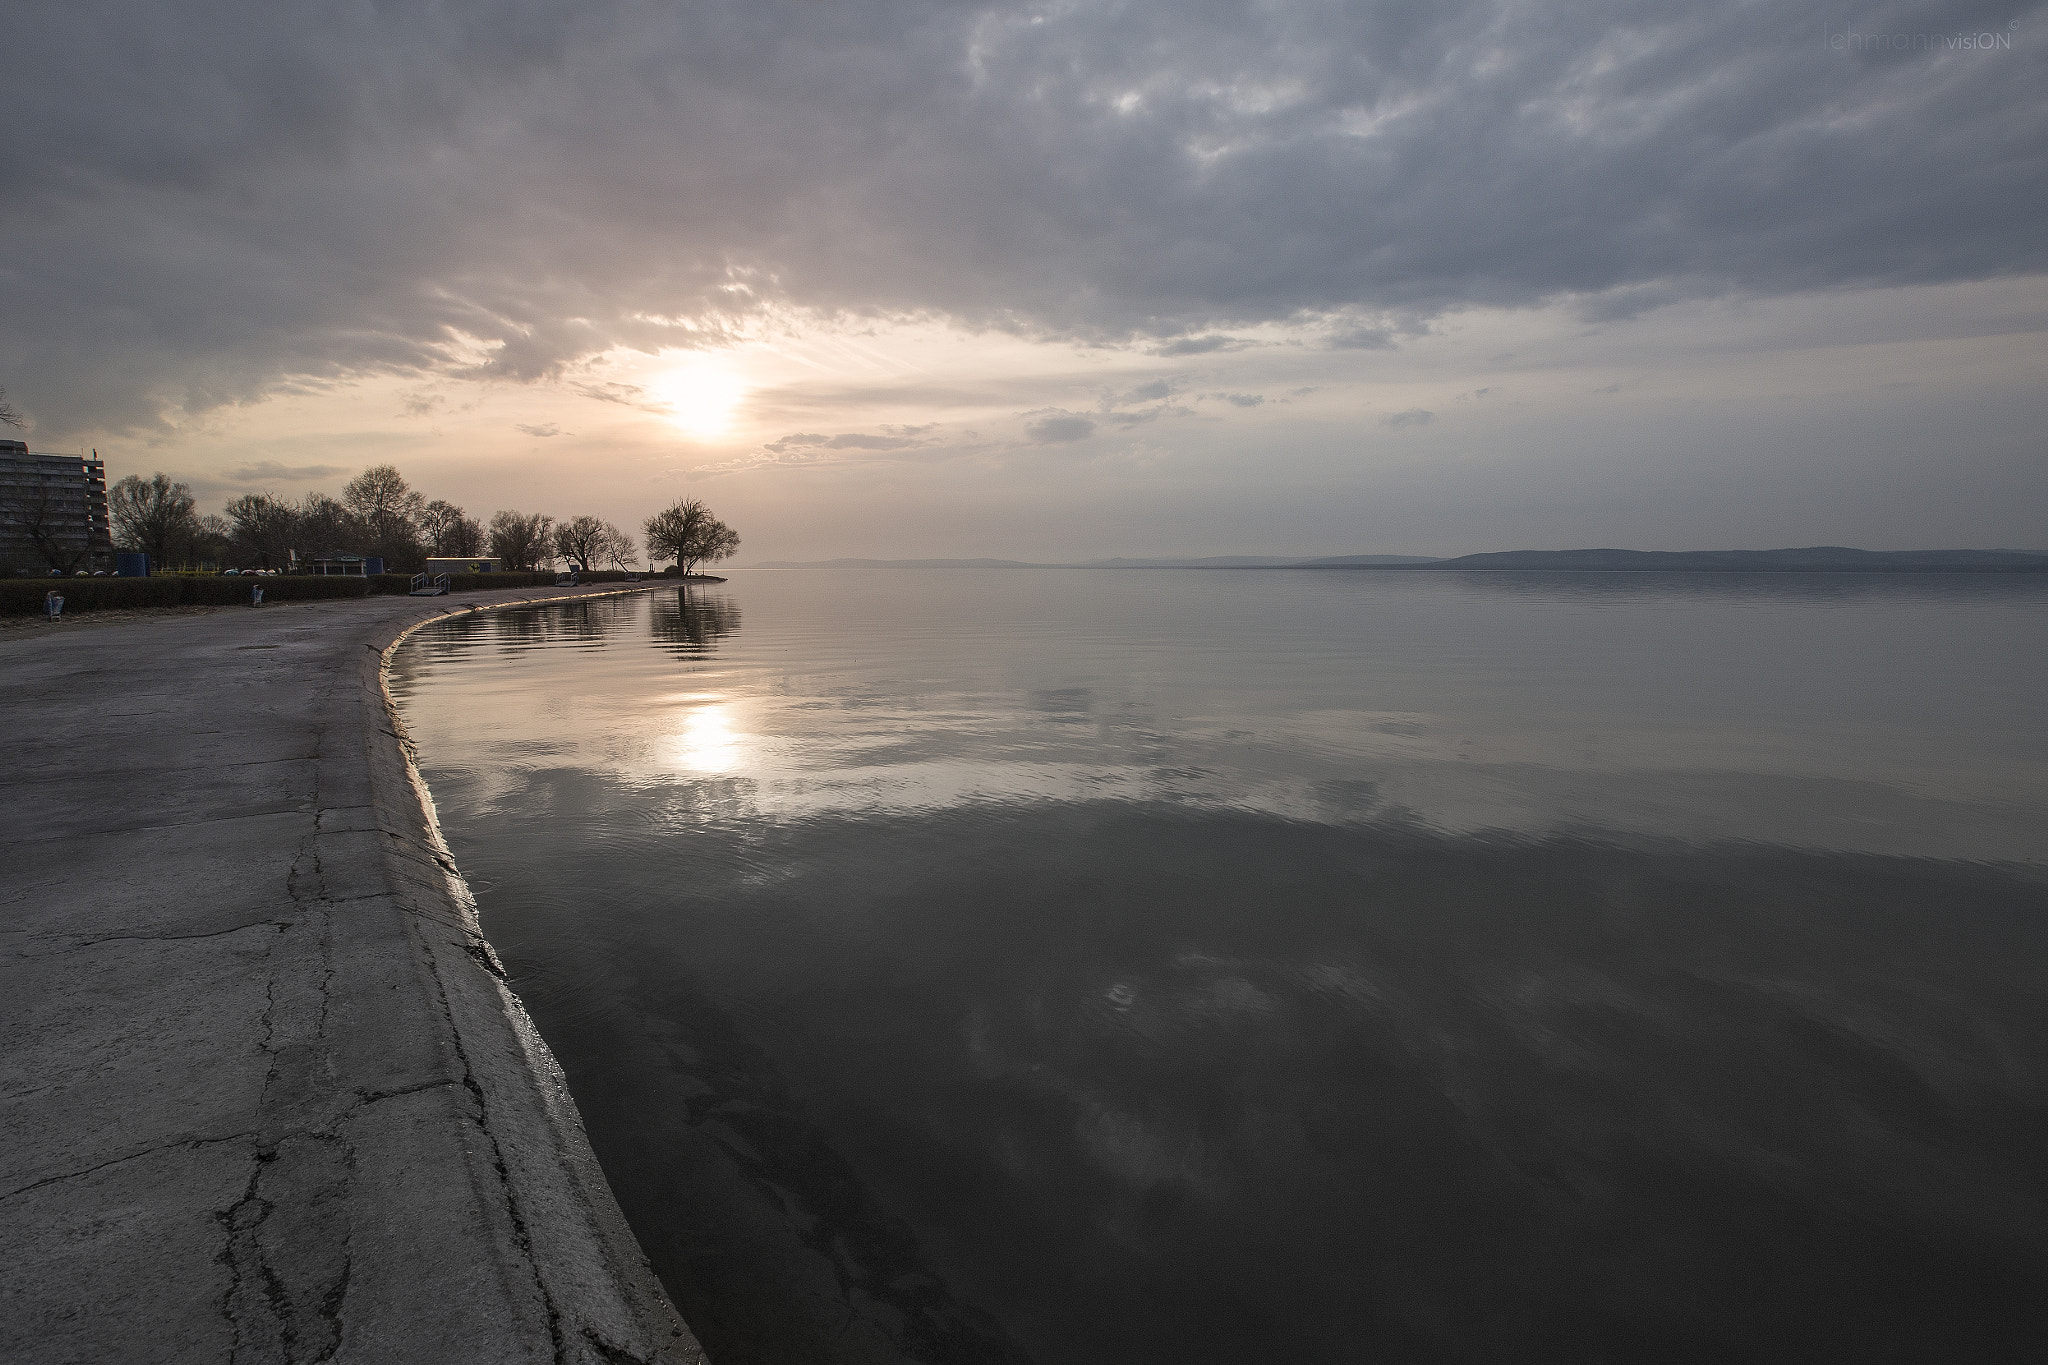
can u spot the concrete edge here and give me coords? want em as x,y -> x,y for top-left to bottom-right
365,586 -> 709,1364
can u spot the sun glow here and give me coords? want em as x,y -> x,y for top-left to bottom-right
650,354 -> 750,438
672,703 -> 744,773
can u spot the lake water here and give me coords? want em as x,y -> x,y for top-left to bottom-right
390,568 -> 2048,1365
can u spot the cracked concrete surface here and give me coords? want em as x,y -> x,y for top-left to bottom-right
1,586 -> 705,1365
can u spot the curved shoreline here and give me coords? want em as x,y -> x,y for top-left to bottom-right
372,587 -> 706,1364
1,583 -> 705,1364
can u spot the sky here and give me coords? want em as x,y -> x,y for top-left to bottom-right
3,0 -> 2044,560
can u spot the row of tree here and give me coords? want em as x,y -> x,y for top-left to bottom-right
108,463 -> 740,575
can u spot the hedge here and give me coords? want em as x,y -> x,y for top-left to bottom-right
3,569 -> 663,617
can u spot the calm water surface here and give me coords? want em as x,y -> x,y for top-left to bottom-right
390,569 -> 2048,1365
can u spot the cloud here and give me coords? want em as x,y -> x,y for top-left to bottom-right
397,391 -> 444,417
514,422 -> 561,437
572,381 -> 651,408
1093,381 -> 1188,427
822,432 -> 923,450
1210,392 -> 1265,408
764,427 -> 936,453
696,421 -> 954,475
1118,379 -> 1176,404
4,1 -> 2045,434
688,449 -> 832,478
1149,335 -> 1250,358
1327,326 -> 1396,350
1025,412 -> 1097,444
223,461 -> 350,483
1382,409 -> 1435,429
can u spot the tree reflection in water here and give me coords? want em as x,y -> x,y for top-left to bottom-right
652,587 -> 741,655
489,597 -> 612,654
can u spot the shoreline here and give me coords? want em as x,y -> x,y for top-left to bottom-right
2,584 -> 705,1363
372,587 -> 705,1364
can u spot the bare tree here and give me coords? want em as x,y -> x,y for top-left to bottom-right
224,493 -> 302,569
420,498 -> 484,556
295,492 -> 365,558
0,386 -> 23,429
109,473 -> 200,564
596,520 -> 639,570
191,513 -> 233,566
643,498 -> 740,575
343,464 -> 426,568
487,510 -> 555,570
553,514 -> 608,570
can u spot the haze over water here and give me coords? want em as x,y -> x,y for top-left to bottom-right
391,569 -> 2048,1365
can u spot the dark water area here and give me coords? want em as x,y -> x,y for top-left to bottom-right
390,569 -> 2048,1364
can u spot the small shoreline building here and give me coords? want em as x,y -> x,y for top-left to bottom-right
0,439 -> 112,574
426,556 -> 501,575
308,552 -> 386,576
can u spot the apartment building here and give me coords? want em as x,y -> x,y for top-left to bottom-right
0,438 -> 113,573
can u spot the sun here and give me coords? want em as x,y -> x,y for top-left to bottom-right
650,354 -> 749,438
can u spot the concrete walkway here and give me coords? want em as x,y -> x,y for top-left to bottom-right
1,586 -> 704,1364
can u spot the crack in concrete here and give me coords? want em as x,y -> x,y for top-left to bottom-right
72,920 -> 291,948
4,1132 -> 259,1203
420,928 -> 575,1364
8,585 -> 694,1365
215,1154 -> 267,1362
216,1135 -> 355,1364
354,1078 -> 456,1106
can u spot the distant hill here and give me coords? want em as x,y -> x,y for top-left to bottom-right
1405,547 -> 2048,572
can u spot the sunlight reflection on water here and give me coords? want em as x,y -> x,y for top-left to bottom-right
391,570 -> 2048,1365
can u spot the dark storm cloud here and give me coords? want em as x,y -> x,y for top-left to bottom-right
4,0 -> 2043,432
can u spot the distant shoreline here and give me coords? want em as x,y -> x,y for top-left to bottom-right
738,548 -> 2048,574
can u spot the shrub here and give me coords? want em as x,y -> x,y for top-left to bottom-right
227,576 -> 376,604
2,567 -> 659,616
2,578 -> 186,615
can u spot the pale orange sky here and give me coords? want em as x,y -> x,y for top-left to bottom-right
60,279 -> 2048,561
